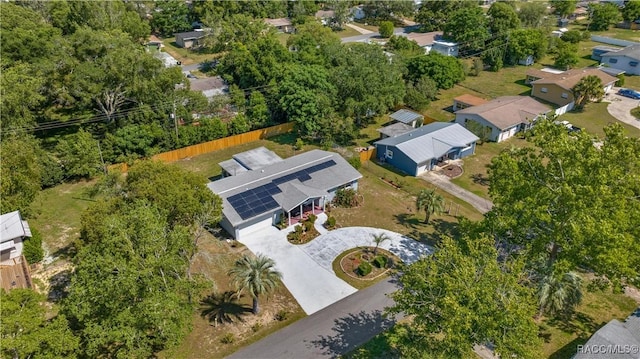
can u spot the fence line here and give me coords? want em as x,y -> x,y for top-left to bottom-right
108,122 -> 295,173
359,147 -> 376,163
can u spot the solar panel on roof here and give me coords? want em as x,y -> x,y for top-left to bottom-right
227,159 -> 337,220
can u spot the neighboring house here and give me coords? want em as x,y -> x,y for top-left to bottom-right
374,122 -> 479,176
592,45 -> 623,61
189,76 -> 229,99
529,68 -> 618,107
153,51 -> 180,68
146,34 -> 164,51
0,211 -> 31,264
264,18 -> 295,33
219,147 -> 284,177
431,40 -> 459,57
351,5 -> 365,20
208,149 -> 362,239
403,31 -> 442,54
600,44 -> 640,75
574,308 -> 640,359
455,96 -> 551,143
315,10 -> 335,26
389,109 -> 423,128
453,94 -> 488,111
175,31 -> 205,48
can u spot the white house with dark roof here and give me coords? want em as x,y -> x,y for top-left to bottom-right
208,149 -> 362,239
175,31 -> 205,48
0,211 -> 31,264
374,122 -> 479,176
600,44 -> 640,75
455,96 -> 551,143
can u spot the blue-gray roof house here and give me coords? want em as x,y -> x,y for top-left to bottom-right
374,122 -> 479,176
574,307 -> 640,359
208,149 -> 362,239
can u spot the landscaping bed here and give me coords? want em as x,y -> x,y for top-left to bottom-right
333,247 -> 400,289
286,214 -> 320,245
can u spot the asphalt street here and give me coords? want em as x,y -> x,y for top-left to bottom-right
226,278 -> 401,359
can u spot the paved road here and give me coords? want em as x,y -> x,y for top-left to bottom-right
226,278 -> 400,359
420,171 -> 493,214
181,63 -> 201,72
605,87 -> 640,130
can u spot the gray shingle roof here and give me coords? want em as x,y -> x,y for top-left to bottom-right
1,211 -> 31,243
208,150 -> 362,226
602,44 -> 640,61
456,96 -> 551,130
575,308 -> 640,359
389,109 -> 424,124
175,31 -> 205,40
375,122 -> 479,164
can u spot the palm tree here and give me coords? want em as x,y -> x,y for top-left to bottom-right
572,75 -> 604,108
371,233 -> 391,256
415,189 -> 445,224
228,254 -> 282,315
537,271 -> 583,318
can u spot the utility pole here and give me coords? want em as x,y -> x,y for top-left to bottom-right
172,101 -> 179,140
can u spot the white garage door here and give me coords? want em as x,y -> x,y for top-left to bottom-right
237,217 -> 274,239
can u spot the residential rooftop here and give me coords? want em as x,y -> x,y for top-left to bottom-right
455,96 -> 551,130
530,68 -> 618,91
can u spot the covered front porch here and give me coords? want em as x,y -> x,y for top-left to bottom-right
272,180 -> 330,227
284,197 -> 326,227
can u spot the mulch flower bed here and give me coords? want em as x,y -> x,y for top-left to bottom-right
441,164 -> 463,178
339,247 -> 396,280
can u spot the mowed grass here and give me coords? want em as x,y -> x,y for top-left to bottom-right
159,233 -> 305,359
161,37 -> 220,65
559,102 -> 640,138
540,276 -> 638,359
29,180 -> 96,256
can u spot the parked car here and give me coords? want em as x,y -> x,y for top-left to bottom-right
618,88 -> 640,100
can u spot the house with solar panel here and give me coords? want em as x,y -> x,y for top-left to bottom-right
374,122 -> 479,176
208,147 -> 362,239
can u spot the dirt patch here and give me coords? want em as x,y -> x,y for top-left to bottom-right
441,164 -> 463,179
625,285 -> 640,304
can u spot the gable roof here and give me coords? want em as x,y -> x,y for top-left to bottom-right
601,44 -> 640,61
454,94 -> 488,107
314,10 -> 335,19
575,308 -> 640,359
1,211 -> 31,244
208,150 -> 362,226
405,31 -> 442,47
456,96 -> 551,130
377,122 -> 414,138
175,31 -> 205,40
530,68 -> 618,91
389,109 -> 423,124
375,122 -> 479,164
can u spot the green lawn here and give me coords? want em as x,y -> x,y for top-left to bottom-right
275,32 -> 291,47
29,180 -> 95,256
161,37 -> 220,65
559,102 -> 640,138
336,26 -> 362,38
625,74 -> 640,90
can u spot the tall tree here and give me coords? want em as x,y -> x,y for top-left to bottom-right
362,0 -> 415,24
589,2 -> 623,31
378,21 -> 394,38
518,2 -> 548,28
0,135 -> 42,215
537,271 -> 583,318
150,0 -> 191,36
416,0 -> 474,32
404,75 -> 438,112
572,75 -> 604,108
55,129 -> 103,179
483,121 -> 640,285
443,6 -> 489,56
1,289 -> 79,359
406,54 -> 465,90
487,1 -> 520,35
247,91 -> 271,129
550,0 -> 577,18
622,0 -> 640,23
389,236 -> 541,358
553,40 -> 579,70
228,254 -> 283,315
505,28 -> 548,65
415,189 -> 444,224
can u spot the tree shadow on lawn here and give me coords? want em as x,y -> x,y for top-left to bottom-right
268,132 -> 299,146
48,268 -> 72,303
549,336 -> 589,359
200,291 -> 253,327
393,213 -> 421,230
471,173 -> 490,186
308,310 -> 396,357
546,312 -> 601,338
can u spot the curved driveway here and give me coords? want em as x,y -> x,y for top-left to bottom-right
239,225 -> 432,315
606,88 -> 640,130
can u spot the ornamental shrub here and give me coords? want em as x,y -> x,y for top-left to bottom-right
358,261 -> 372,276
23,228 -> 44,263
373,255 -> 388,268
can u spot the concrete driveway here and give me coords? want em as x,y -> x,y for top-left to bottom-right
605,88 -> 640,130
239,225 -> 432,315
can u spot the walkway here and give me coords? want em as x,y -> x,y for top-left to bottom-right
605,88 -> 640,130
226,278 -> 400,359
420,171 -> 493,214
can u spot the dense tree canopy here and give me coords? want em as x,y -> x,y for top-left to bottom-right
589,2 -> 623,31
505,29 -> 548,65
483,121 -> 640,284
406,54 -> 465,90
444,6 -> 489,55
390,236 -> 541,358
622,0 -> 640,23
550,0 -> 578,18
416,0 -> 474,32
518,2 -> 548,28
0,135 -> 43,215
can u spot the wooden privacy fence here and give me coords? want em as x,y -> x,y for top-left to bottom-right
108,122 -> 295,172
359,147 -> 376,163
